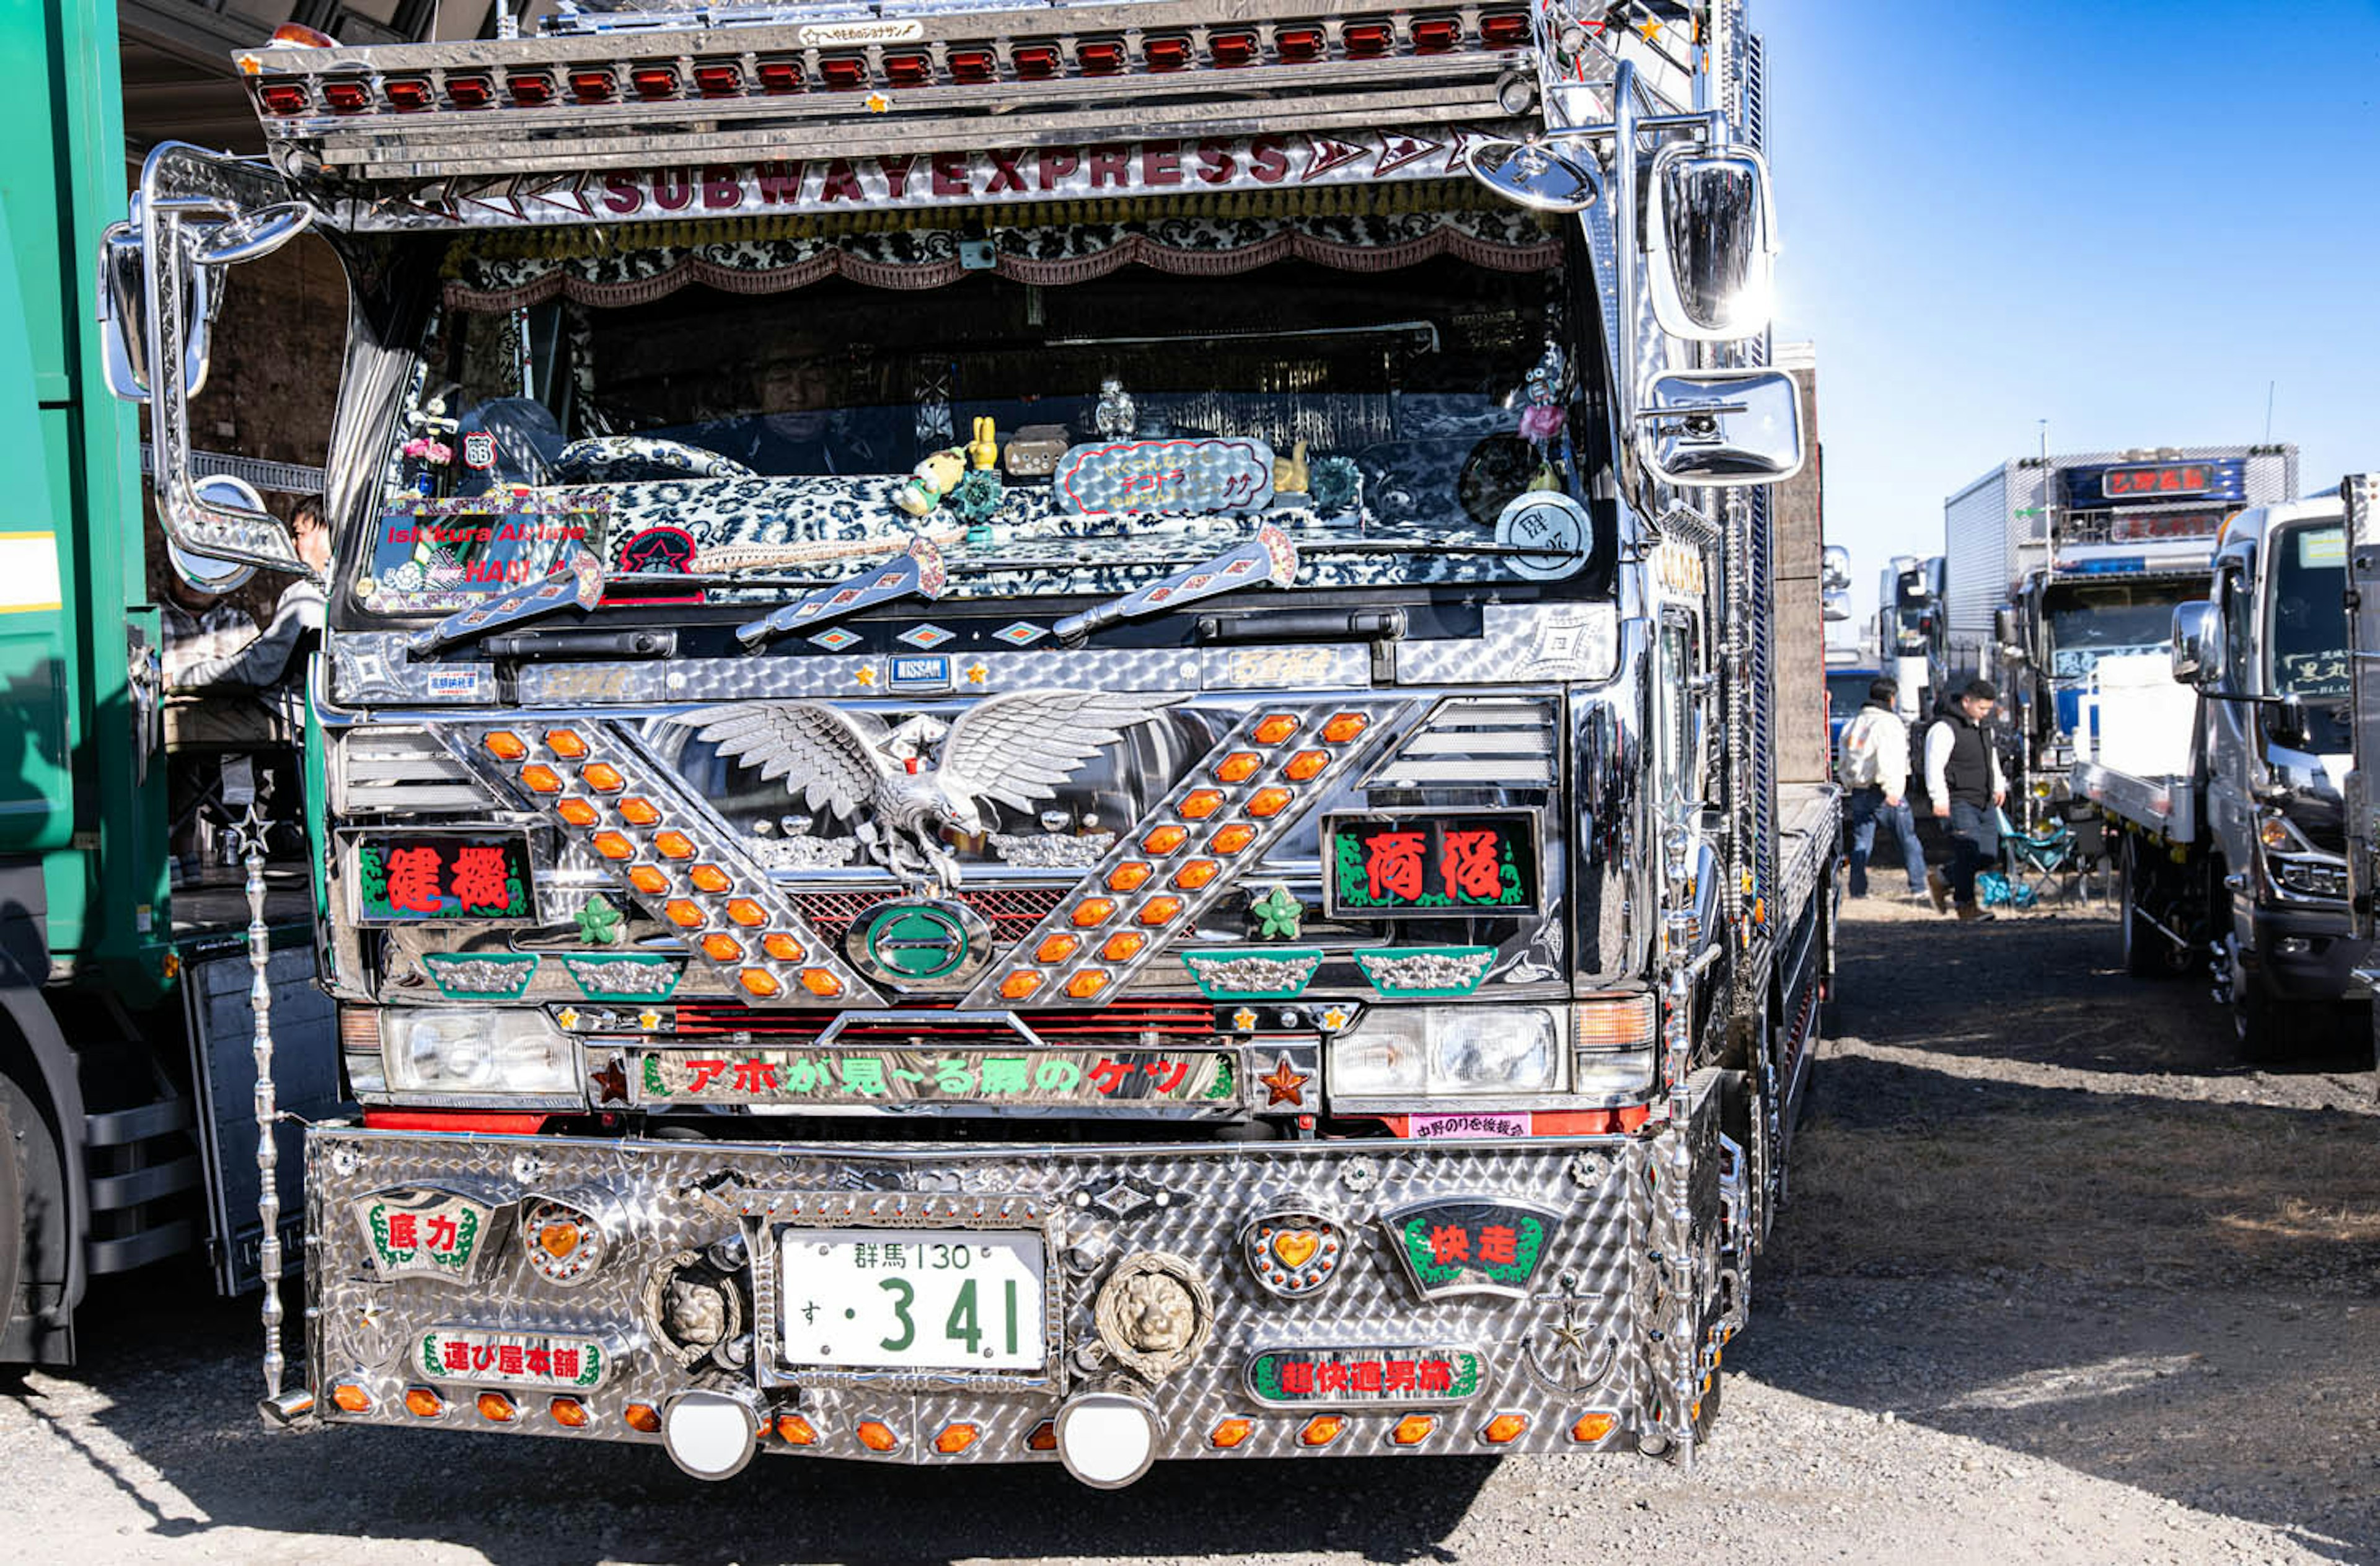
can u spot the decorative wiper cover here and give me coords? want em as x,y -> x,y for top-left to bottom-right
736,535 -> 948,651
1053,524 -> 1298,644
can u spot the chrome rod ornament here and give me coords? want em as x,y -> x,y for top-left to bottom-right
236,800 -> 295,1419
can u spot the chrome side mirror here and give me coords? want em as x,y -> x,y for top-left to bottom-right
1636,369 -> 1805,488
1820,544 -> 1852,593
2171,600 -> 2221,687
96,211 -> 214,402
1462,137 -> 1603,214
166,476 -> 267,592
1822,589 -> 1853,623
188,201 -> 313,268
1644,143 -> 1778,342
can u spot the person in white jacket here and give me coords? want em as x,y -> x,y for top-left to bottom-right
1836,677 -> 1926,899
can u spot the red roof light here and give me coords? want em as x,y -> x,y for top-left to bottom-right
1144,36 -> 1191,72
1274,26 -> 1324,61
948,48 -> 995,83
692,61 -> 741,96
629,65 -> 677,100
255,81 -> 311,115
754,58 -> 803,93
568,68 -> 616,103
1411,17 -> 1461,53
819,55 -> 867,90
1011,44 -> 1059,78
1342,22 -> 1392,56
382,77 -> 433,111
444,73 -> 493,108
320,79 -> 369,112
1479,12 -> 1533,47
1077,40 -> 1124,74
506,70 -> 554,105
1210,31 -> 1258,66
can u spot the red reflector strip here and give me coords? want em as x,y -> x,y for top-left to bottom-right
363,1111 -> 550,1135
1378,1106 -> 1651,1138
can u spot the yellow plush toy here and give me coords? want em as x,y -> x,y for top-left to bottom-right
966,416 -> 999,471
895,446 -> 967,516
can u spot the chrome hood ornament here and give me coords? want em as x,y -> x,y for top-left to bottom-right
677,688 -> 1181,890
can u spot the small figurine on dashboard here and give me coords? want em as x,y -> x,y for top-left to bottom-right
895,446 -> 969,516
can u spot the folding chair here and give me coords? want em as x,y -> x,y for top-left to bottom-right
1990,806 -> 2079,908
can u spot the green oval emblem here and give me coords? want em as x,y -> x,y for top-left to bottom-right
863,904 -> 970,982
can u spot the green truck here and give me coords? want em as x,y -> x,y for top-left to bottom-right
0,0 -> 333,1365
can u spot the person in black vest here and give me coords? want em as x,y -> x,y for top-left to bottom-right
1921,679 -> 2007,923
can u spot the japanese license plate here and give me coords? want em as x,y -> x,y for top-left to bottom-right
777,1228 -> 1046,1372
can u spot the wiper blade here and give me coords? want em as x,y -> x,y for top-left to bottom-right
1053,524 -> 1298,644
735,535 -> 947,651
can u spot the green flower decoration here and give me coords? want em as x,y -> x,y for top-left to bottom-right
1250,884 -> 1305,941
575,893 -> 624,947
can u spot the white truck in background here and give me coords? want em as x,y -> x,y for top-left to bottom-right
2081,482 -> 2365,1056
1875,553 -> 1941,726
1944,446 -> 2296,817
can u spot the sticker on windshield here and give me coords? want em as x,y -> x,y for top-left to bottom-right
1494,492 -> 1592,580
358,495 -> 606,614
2298,528 -> 2346,568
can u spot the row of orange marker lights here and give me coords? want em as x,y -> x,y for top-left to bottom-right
337,1384 -> 1618,1452
485,727 -> 843,999
994,711 -> 1368,1003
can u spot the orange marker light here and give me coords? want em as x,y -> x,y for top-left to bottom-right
624,1402 -> 661,1433
483,731 -> 528,760
1298,1414 -> 1347,1447
857,1420 -> 899,1452
1391,1414 -> 1435,1445
1136,895 -> 1183,926
1321,712 -> 1369,743
654,830 -> 695,860
762,933 -> 806,962
1214,752 -> 1262,783
1100,932 -> 1145,962
1481,1413 -> 1527,1445
1065,969 -> 1109,999
739,968 -> 782,998
543,729 -> 588,759
689,864 -> 732,893
1106,861 -> 1153,892
726,898 -> 767,927
1141,824 -> 1189,856
663,899 -> 703,928
1179,789 -> 1225,820
1209,1417 -> 1253,1448
700,933 -> 744,962
590,830 -> 633,860
799,968 -> 843,998
1025,1420 -> 1058,1451
520,763 -> 562,794
330,1383 -> 372,1414
934,1423 -> 979,1454
618,796 -> 660,826
1173,859 -> 1219,890
628,864 -> 669,895
403,1386 -> 444,1419
555,798 -> 599,827
1569,1412 -> 1616,1444
775,1413 -> 818,1445
581,762 -> 625,793
1035,933 -> 1080,964
477,1391 -> 518,1423
1071,898 -> 1117,927
999,970 -> 1043,1000
1211,824 -> 1258,855
549,1396 -> 590,1428
1246,787 -> 1292,818
1284,750 -> 1330,781
1253,713 -> 1299,745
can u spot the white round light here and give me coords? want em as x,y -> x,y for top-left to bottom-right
1054,1392 -> 1160,1489
661,1391 -> 757,1480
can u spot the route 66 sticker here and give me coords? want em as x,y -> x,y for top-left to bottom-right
462,430 -> 496,470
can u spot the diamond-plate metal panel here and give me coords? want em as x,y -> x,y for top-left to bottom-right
305,1124 -> 1704,1468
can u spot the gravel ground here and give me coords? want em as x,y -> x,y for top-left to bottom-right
2,892 -> 2374,1564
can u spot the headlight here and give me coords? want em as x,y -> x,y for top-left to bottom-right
381,1008 -> 579,1100
2272,856 -> 2350,899
1329,1006 -> 1564,1099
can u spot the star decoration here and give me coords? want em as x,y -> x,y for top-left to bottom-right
964,662 -> 989,685
865,91 -> 891,113
1230,1008 -> 1258,1032
231,801 -> 272,863
575,894 -> 623,946
1320,1005 -> 1352,1032
1258,1055 -> 1309,1107
589,1058 -> 628,1105
637,1009 -> 663,1031
854,664 -> 879,686
1250,884 -> 1304,940
556,1007 -> 581,1029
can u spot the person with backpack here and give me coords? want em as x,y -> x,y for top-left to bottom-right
1838,676 -> 1928,900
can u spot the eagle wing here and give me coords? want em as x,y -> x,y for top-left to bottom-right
677,702 -> 888,820
937,688 -> 1184,816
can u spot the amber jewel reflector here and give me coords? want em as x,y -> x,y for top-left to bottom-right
762,933 -> 806,962
1071,898 -> 1117,927
689,864 -> 731,893
776,1413 -> 818,1445
1173,860 -> 1219,890
857,1420 -> 899,1452
1106,861 -> 1153,892
477,1392 -> 518,1423
590,831 -> 633,860
1136,896 -> 1183,926
726,899 -> 767,927
701,933 -> 744,962
1141,824 -> 1189,856
403,1387 -> 443,1419
483,731 -> 527,760
1211,824 -> 1258,854
581,762 -> 625,793
1179,789 -> 1224,820
1298,1414 -> 1346,1446
1100,932 -> 1144,961
543,729 -> 588,759
1035,933 -> 1080,964
520,763 -> 562,793
555,798 -> 599,827
618,796 -> 660,825
1025,1420 -> 1057,1451
549,1397 -> 591,1428
663,899 -> 703,927
1209,1417 -> 1253,1448
934,1423 -> 979,1454
1284,750 -> 1329,781
999,970 -> 1042,1000
1570,1412 -> 1616,1443
800,968 -> 843,997
1322,713 -> 1368,743
1253,714 -> 1298,744
330,1383 -> 372,1413
1481,1413 -> 1527,1444
654,830 -> 695,859
1246,787 -> 1292,818
1214,752 -> 1261,783
1392,1414 -> 1435,1445
1065,969 -> 1109,999
739,968 -> 781,997
628,865 -> 668,894
624,1402 -> 661,1433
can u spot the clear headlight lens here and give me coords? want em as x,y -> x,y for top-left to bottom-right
381,1008 -> 577,1098
1329,1006 -> 1564,1098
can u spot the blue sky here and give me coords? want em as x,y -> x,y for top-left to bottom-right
1760,0 -> 2380,624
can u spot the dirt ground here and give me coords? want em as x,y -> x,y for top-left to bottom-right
0,892 -> 2374,1564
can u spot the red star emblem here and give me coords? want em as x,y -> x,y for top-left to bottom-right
1259,1056 -> 1309,1107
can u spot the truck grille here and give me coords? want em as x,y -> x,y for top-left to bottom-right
333,727 -> 488,814
666,1000 -> 1215,1042
790,886 -> 1067,938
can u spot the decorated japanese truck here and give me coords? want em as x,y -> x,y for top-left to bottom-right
104,0 -> 1837,1483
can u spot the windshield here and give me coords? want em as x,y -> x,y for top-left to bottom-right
353,226 -> 1603,620
2044,583 -> 2192,680
2267,522 -> 2349,752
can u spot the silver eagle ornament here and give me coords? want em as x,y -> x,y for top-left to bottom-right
676,689 -> 1181,889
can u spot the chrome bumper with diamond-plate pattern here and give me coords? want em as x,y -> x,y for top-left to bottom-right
304,1083 -> 1742,1471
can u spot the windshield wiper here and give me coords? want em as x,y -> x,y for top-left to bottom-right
1052,524 -> 1298,644
410,542 -> 607,656
734,535 -> 947,651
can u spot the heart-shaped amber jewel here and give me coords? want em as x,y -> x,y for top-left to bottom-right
537,1221 -> 582,1259
1271,1229 -> 1322,1269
